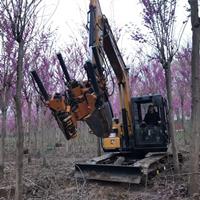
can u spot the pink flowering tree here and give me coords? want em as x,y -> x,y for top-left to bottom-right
0,0 -> 44,198
132,60 -> 166,96
173,46 -> 191,143
0,9 -> 16,177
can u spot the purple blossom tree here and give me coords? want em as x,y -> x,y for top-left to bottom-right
0,10 -> 16,177
0,0 -> 43,199
173,46 -> 191,139
132,60 -> 166,96
22,29 -> 56,163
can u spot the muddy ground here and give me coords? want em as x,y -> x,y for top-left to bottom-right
0,143 -> 197,200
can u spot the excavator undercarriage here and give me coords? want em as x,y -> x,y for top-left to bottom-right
75,152 -> 172,184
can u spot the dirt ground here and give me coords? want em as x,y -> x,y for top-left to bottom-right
0,143 -> 197,200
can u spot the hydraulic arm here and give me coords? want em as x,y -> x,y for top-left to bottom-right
88,0 -> 132,147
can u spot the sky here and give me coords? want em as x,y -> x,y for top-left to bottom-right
41,0 -> 191,63
43,1 -> 141,32
42,0 -> 142,43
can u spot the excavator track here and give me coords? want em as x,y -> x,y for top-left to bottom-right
75,152 -> 172,184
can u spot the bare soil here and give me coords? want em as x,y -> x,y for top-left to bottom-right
0,144 -> 196,200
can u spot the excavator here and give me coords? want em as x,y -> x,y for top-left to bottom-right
31,0 -> 170,183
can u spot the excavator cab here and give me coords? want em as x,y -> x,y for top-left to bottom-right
131,94 -> 169,152
102,94 -> 169,153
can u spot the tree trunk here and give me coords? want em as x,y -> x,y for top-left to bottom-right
180,95 -> 186,145
189,0 -> 200,194
33,130 -> 37,156
27,100 -> 32,163
15,40 -> 24,200
0,108 -> 7,178
40,106 -> 47,167
164,66 -> 179,172
33,101 -> 39,156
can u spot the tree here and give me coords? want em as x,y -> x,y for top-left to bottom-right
132,0 -> 180,172
133,60 -> 166,96
188,0 -> 200,195
0,0 -> 42,199
0,9 -> 16,177
174,47 -> 191,143
31,31 -> 56,165
23,28 -> 55,163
